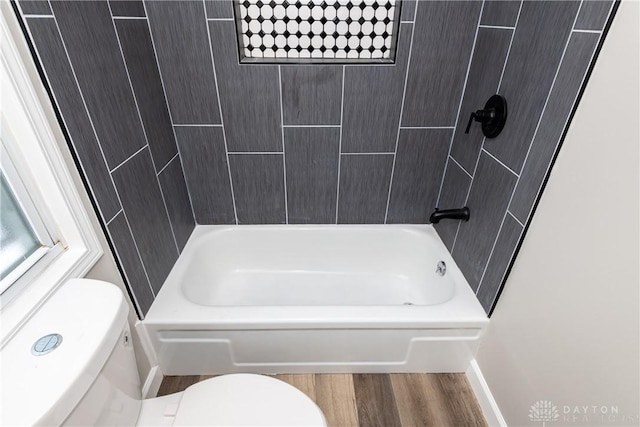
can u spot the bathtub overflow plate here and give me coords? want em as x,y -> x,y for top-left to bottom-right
436,261 -> 446,277
31,333 -> 63,356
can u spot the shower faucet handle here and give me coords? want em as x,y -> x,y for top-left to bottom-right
464,94 -> 508,139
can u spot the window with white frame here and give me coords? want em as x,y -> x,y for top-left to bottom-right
1,2 -> 102,343
0,126 -> 63,297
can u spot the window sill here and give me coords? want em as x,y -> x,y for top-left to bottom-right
0,246 -> 102,347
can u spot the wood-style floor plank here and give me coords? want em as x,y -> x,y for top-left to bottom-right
157,375 -> 216,397
391,373 -> 443,426
315,374 -> 359,427
157,373 -> 487,426
353,374 -> 402,427
391,373 -> 488,427
434,374 -> 487,427
274,374 -> 317,400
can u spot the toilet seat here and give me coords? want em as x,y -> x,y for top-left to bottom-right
169,374 -> 326,426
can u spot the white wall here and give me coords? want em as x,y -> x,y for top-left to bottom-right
4,4 -> 152,384
476,1 -> 639,426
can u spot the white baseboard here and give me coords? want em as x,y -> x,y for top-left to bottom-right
466,359 -> 507,427
141,365 -> 164,399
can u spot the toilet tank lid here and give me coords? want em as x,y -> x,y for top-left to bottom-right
0,279 -> 129,427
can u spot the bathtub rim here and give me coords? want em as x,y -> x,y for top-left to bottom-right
143,224 -> 489,330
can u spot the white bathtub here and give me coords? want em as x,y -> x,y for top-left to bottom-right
142,225 -> 488,374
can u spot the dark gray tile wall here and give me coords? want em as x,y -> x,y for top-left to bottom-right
476,213 -> 523,313
400,0 -> 416,22
337,155 -> 394,224
341,23 -> 411,153
281,66 -> 342,126
107,212 -> 155,315
115,19 -> 177,169
23,6 -> 195,318
438,0 -> 615,314
111,149 -> 179,294
51,1 -> 147,169
18,0 -> 52,16
208,20 -> 282,152
26,18 -> 121,220
480,0 -> 521,27
229,154 -> 286,224
401,1 -> 481,127
20,0 -> 615,316
387,129 -> 451,224
284,128 -> 340,224
205,0 -> 234,19
158,158 -> 196,251
449,27 -> 512,174
109,0 -> 145,17
433,161 -> 471,251
509,32 -> 600,223
175,126 -> 236,224
483,1 -> 581,173
145,1 -> 221,125
452,152 -> 518,290
575,1 -> 614,30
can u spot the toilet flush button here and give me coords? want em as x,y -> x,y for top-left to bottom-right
31,334 -> 63,356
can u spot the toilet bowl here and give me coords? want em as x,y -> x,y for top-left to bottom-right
0,279 -> 326,426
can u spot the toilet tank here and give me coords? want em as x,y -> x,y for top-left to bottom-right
63,322 -> 142,426
0,279 -> 142,426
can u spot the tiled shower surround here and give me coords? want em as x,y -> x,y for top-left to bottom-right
17,0 -> 615,317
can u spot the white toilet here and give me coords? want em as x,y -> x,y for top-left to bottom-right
0,279 -> 327,426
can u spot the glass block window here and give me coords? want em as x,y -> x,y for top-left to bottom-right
235,0 -> 402,63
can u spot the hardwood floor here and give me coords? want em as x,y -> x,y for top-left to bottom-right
157,373 -> 488,427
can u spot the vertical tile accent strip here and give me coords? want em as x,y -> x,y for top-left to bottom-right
107,211 -> 155,316
510,32 -> 600,223
114,19 -> 178,169
145,0 -> 221,124
175,127 -> 236,224
483,1 -> 581,172
387,129 -> 451,224
476,213 -> 523,313
158,158 -> 196,251
111,149 -> 179,294
401,1 -> 482,127
50,0 -> 147,169
337,154 -> 394,224
284,127 -> 340,224
452,152 -> 517,290
208,20 -> 282,152
281,66 -> 342,125
480,0 -> 521,27
449,28 -> 513,174
26,18 -> 121,220
574,0 -> 613,30
229,154 -> 287,224
341,23 -> 412,153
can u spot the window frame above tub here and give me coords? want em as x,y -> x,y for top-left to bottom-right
0,3 -> 102,345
